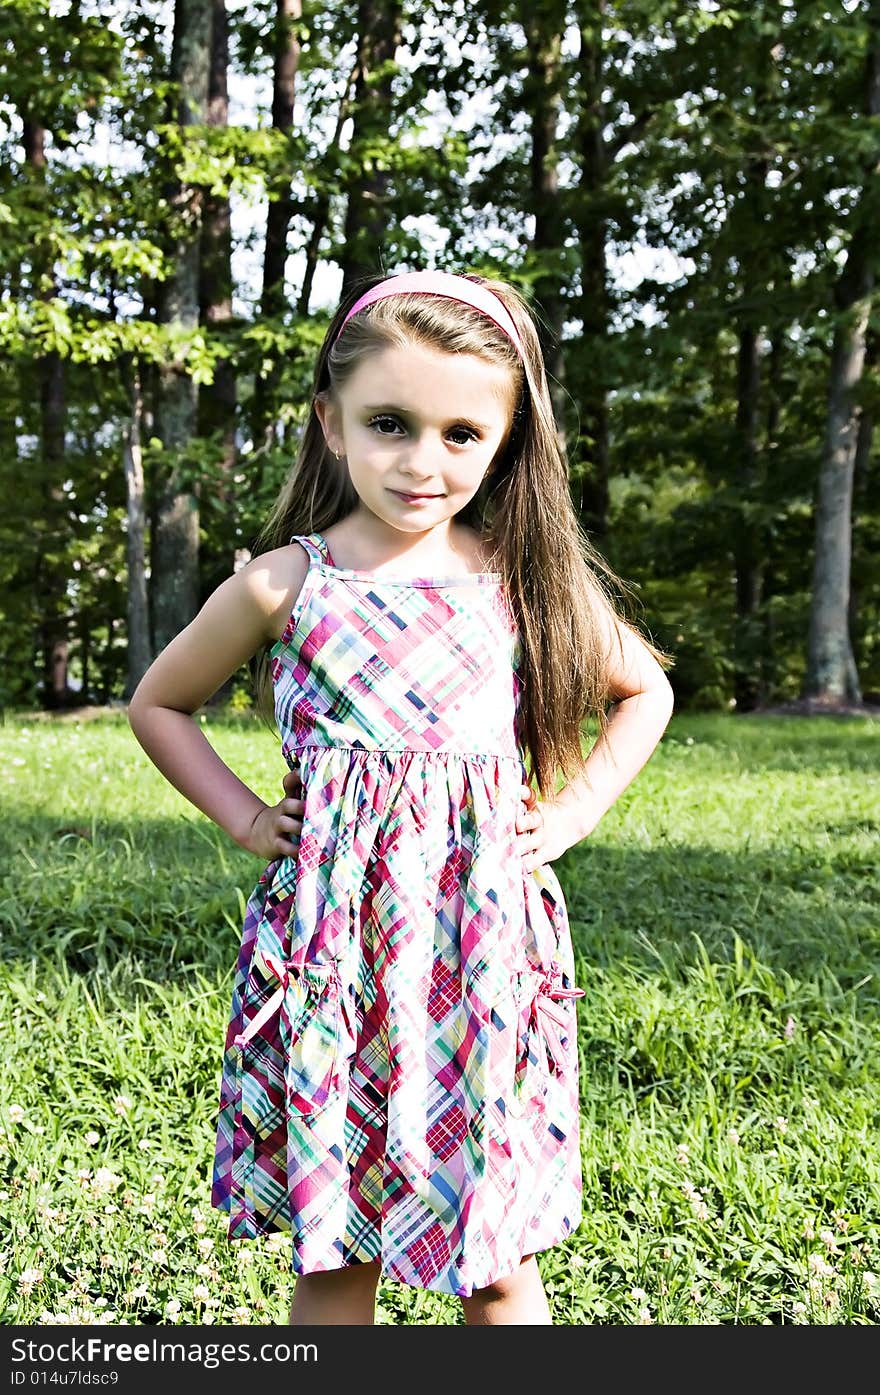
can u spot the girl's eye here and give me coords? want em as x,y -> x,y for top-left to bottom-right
369,415 -> 402,435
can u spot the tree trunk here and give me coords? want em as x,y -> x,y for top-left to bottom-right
251,0 -> 302,446
152,0 -> 212,654
732,323 -> 764,712
297,59 -> 359,316
847,332 -> 875,674
803,12 -> 878,705
22,117 -> 72,709
340,0 -> 403,295
759,335 -> 783,704
523,0 -> 568,450
123,367 -> 152,697
199,0 -> 237,497
574,1 -> 610,541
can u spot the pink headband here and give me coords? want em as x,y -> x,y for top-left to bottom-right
332,270 -> 525,357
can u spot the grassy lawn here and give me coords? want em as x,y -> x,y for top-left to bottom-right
1,707 -> 878,1325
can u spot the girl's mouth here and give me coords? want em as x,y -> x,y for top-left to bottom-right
390,490 -> 443,504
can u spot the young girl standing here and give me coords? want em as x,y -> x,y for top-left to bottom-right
128,269 -> 674,1325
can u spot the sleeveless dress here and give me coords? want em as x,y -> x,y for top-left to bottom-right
211,531 -> 584,1298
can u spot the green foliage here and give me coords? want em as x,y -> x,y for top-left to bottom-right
0,0 -> 877,711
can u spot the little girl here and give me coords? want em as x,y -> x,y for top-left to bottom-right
128,268 -> 674,1326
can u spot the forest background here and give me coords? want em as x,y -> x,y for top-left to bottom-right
1,0 -> 878,716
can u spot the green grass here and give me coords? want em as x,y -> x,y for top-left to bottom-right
0,708 -> 878,1325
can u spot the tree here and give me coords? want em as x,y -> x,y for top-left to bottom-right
151,0 -> 212,653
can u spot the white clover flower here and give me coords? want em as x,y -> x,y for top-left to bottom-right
808,1253 -> 834,1278
91,1168 -> 123,1196
727,1128 -> 740,1146
630,1286 -> 648,1302
18,1267 -> 44,1292
192,1284 -> 211,1302
637,1307 -> 653,1324
8,1105 -> 25,1124
114,1096 -> 132,1115
774,1116 -> 788,1135
85,1131 -> 100,1146
197,1236 -> 214,1255
164,1298 -> 182,1317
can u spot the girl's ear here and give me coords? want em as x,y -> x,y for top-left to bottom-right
313,392 -> 341,455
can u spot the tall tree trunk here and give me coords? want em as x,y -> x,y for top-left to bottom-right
574,1 -> 610,541
732,321 -> 764,712
340,0 -> 403,295
252,0 -> 302,447
759,335 -> 783,704
297,60 -> 359,316
123,367 -> 152,697
152,0 -> 212,653
522,0 -> 568,449
199,0 -> 236,498
847,333 -> 875,675
804,5 -> 878,706
22,117 -> 71,709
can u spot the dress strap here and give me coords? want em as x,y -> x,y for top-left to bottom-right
289,532 -> 333,566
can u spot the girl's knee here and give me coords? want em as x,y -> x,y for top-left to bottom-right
469,1253 -> 537,1304
294,1259 -> 382,1294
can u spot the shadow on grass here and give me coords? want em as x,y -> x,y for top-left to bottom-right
1,806 -> 877,1011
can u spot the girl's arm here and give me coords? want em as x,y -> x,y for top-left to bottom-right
127,545 -> 309,856
552,612 -> 675,845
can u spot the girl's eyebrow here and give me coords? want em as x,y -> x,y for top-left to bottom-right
362,403 -> 492,432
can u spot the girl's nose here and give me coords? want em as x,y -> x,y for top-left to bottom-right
404,434 -> 446,472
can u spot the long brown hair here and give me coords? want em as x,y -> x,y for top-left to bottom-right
251,270 -> 673,797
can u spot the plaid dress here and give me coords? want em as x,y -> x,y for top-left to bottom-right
211,531 -> 584,1297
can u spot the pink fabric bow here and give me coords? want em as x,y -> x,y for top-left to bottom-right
532,968 -> 585,1073
234,954 -> 289,1050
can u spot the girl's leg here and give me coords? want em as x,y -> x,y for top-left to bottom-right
459,1253 -> 552,1325
289,1259 -> 382,1325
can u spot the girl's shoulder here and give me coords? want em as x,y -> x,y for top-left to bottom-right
243,541 -> 312,647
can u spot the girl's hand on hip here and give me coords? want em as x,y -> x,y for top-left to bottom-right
245,766 -> 304,861
516,782 -> 574,873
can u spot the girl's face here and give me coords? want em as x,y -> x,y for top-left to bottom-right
316,342 -> 516,535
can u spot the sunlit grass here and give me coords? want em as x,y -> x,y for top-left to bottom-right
1,708 -> 878,1324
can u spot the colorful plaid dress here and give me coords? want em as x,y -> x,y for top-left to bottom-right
211,531 -> 584,1297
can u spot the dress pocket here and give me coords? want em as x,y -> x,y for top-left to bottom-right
509,962 -> 584,1117
280,961 -> 346,1120
234,954 -> 348,1121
